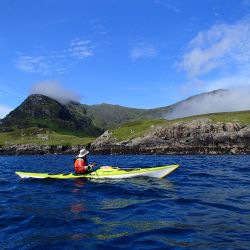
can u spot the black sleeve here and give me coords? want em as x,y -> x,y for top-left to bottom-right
84,157 -> 88,165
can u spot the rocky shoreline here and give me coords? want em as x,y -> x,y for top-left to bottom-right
90,119 -> 250,155
90,145 -> 250,155
0,144 -> 83,155
1,143 -> 249,155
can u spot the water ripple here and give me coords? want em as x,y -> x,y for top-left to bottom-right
1,155 -> 250,249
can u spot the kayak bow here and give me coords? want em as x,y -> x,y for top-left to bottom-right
15,164 -> 179,179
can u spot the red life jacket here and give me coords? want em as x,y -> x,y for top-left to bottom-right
74,158 -> 88,174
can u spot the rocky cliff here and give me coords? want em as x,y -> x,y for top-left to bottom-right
90,119 -> 250,154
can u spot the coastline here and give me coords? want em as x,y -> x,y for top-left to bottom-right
0,144 -> 83,155
1,119 -> 250,156
91,145 -> 250,155
0,143 -> 249,155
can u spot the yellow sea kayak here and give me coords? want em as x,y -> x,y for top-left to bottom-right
15,165 -> 179,179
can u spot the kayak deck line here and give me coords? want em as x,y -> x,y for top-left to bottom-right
15,164 -> 179,179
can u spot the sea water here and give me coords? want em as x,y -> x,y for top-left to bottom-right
0,155 -> 250,249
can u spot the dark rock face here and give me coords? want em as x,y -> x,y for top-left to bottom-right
90,119 -> 250,154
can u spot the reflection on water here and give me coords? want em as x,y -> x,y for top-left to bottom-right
71,178 -> 87,193
74,178 -> 87,188
70,179 -> 88,218
70,203 -> 86,215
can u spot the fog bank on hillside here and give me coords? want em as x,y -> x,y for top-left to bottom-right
166,88 -> 250,119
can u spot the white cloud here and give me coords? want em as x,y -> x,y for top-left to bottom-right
16,56 -> 49,74
130,43 -> 157,60
154,0 -> 181,13
202,70 -> 250,91
69,38 -> 94,59
175,51 -> 250,117
0,105 -> 13,119
29,80 -> 81,104
16,53 -> 69,75
16,38 -> 94,74
179,17 -> 250,77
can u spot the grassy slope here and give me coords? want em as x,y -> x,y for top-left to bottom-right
0,128 -> 95,146
83,103 -> 146,129
112,120 -> 167,141
112,110 -> 250,141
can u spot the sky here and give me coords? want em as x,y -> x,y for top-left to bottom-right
0,0 -> 250,118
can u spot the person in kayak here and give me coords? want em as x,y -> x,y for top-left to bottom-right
74,149 -> 96,174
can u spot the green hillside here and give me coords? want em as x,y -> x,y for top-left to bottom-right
0,127 -> 94,146
0,109 -> 249,147
83,103 -> 147,129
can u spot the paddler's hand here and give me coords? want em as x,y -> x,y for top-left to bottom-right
86,165 -> 92,171
87,163 -> 96,171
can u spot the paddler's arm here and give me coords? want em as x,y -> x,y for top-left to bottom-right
87,162 -> 97,171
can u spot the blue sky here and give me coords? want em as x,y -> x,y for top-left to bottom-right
0,0 -> 250,118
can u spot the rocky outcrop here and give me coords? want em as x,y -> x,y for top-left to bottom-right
90,119 -> 250,154
0,143 -> 84,155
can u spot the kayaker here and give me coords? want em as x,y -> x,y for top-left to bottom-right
74,149 -> 96,174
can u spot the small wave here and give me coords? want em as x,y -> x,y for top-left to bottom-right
188,172 -> 215,178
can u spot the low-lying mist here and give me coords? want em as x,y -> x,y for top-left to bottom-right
165,88 -> 250,119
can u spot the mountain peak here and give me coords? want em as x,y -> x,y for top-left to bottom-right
0,94 -> 102,135
25,93 -> 59,104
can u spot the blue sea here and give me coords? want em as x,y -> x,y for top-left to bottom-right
0,155 -> 250,250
